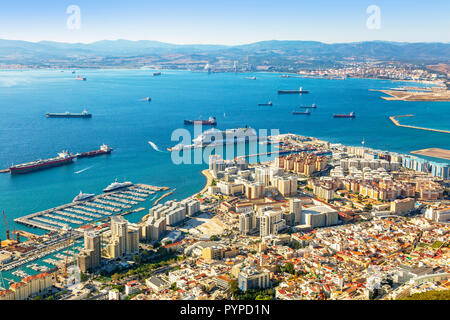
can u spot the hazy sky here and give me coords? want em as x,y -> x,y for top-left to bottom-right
0,0 -> 449,44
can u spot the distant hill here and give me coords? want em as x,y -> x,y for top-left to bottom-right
0,39 -> 448,68
399,290 -> 450,300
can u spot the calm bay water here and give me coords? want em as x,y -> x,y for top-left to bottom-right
0,69 -> 449,239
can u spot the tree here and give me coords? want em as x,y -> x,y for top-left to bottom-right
284,262 -> 295,275
111,273 -> 121,282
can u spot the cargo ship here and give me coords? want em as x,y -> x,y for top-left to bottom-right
75,76 -> 86,81
153,72 -> 161,76
292,111 -> 310,115
258,101 -> 273,106
103,180 -> 134,192
9,151 -> 75,174
46,110 -> 92,118
333,112 -> 355,118
73,191 -> 95,202
184,116 -> 217,126
300,104 -> 317,109
77,144 -> 113,158
278,86 -> 309,94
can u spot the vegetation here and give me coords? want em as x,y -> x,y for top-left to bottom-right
400,290 -> 450,300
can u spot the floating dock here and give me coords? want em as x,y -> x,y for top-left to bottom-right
14,184 -> 169,232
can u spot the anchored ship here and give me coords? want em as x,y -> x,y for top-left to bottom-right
184,117 -> 217,126
168,127 -> 258,151
103,180 -> 134,192
278,86 -> 309,94
46,110 -> 92,118
292,111 -> 310,115
333,112 -> 355,118
77,144 -> 113,158
73,191 -> 95,202
300,104 -> 317,109
9,151 -> 75,174
258,101 -> 273,106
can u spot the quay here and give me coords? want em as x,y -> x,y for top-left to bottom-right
14,183 -> 165,232
389,115 -> 450,134
153,189 -> 175,206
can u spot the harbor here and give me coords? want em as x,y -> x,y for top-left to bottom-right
14,184 -> 169,233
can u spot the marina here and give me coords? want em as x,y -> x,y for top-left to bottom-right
13,183 -> 169,232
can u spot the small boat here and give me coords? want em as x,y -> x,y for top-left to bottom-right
153,72 -> 161,76
142,97 -> 152,102
75,76 -> 86,81
244,76 -> 256,80
258,101 -> 273,106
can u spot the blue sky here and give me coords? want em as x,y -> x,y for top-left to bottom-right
0,0 -> 448,44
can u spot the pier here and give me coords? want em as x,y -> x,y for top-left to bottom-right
153,189 -> 175,206
14,183 -> 166,232
389,115 -> 450,134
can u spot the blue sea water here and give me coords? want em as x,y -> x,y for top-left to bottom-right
0,69 -> 449,239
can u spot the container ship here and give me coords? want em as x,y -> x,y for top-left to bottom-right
75,76 -> 86,81
292,111 -> 310,115
46,110 -> 92,118
77,144 -> 113,158
278,86 -> 309,94
103,180 -> 134,192
184,117 -> 217,126
9,151 -> 75,174
258,101 -> 273,106
333,112 -> 355,118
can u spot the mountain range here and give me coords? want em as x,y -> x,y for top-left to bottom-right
0,39 -> 449,69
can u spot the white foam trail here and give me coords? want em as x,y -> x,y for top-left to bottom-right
75,166 -> 94,174
148,141 -> 164,152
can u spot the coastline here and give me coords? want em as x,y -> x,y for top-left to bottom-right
197,169 -> 213,196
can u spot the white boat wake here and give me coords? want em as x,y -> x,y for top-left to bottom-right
148,140 -> 164,152
75,166 -> 94,174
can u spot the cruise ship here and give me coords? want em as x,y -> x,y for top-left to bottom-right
168,127 -> 258,151
73,191 -> 95,202
103,180 -> 134,192
9,151 -> 75,174
46,110 -> 92,118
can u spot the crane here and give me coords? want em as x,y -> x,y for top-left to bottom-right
2,211 -> 10,241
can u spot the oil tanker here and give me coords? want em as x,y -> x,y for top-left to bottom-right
184,116 -> 217,125
333,112 -> 355,118
77,144 -> 113,158
278,86 -> 309,94
46,110 -> 92,118
9,151 -> 75,174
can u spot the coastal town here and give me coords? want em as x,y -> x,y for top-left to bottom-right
1,133 -> 448,301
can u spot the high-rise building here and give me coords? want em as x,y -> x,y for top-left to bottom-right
77,231 -> 101,273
